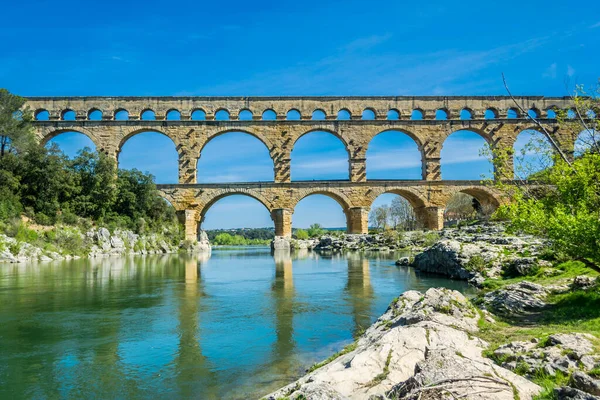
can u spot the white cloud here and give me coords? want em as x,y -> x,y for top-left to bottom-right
590,21 -> 600,28
567,65 -> 576,77
543,62 -> 557,79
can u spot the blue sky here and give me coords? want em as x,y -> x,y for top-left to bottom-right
4,0 -> 599,229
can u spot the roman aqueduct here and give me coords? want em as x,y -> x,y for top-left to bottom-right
26,96 -> 581,240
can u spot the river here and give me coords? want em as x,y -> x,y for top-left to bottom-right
0,247 -> 472,399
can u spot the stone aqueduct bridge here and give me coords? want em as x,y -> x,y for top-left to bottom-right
27,96 -> 578,241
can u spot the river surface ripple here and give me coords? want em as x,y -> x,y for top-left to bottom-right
0,247 -> 473,399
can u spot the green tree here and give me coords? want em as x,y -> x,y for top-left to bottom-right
295,229 -> 309,240
0,89 -> 35,158
369,205 -> 389,230
307,223 -> 325,238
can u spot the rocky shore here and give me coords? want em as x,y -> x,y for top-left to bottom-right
0,227 -> 211,263
266,224 -> 600,399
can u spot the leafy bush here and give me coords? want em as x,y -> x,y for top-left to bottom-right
295,229 -> 309,240
307,223 -> 326,238
34,212 -> 54,226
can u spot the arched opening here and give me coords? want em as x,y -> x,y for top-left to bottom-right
435,109 -> 448,120
141,109 -> 156,120
293,194 -> 347,234
574,129 -> 600,156
215,109 -> 230,121
411,109 -> 423,120
546,109 -> 557,119
444,190 -> 499,226
362,109 -> 375,120
567,109 -> 576,119
387,109 -> 400,120
45,131 -> 96,159
35,109 -> 49,121
337,109 -> 351,120
291,131 -> 349,181
586,109 -> 597,119
527,109 -> 539,119
238,109 -> 253,121
197,132 -> 274,183
507,108 -> 519,119
441,130 -> 493,180
484,109 -> 497,119
62,110 -> 76,121
459,109 -> 472,120
369,192 -> 420,231
115,109 -> 129,121
312,109 -> 326,120
366,130 -> 421,179
88,109 -> 103,121
166,109 -> 181,120
286,109 -> 301,120
513,130 -> 554,179
191,109 -> 206,120
118,131 -> 178,184
262,109 -> 277,120
201,195 -> 272,231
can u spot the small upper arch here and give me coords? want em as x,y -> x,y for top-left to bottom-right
362,108 -> 376,120
459,108 -> 473,120
61,109 -> 77,121
337,109 -> 351,120
238,109 -> 253,121
484,108 -> 498,119
140,109 -> 156,120
411,109 -> 424,120
286,109 -> 301,120
312,109 -> 327,120
88,108 -> 103,121
527,108 -> 541,119
262,109 -> 277,120
166,109 -> 181,120
114,108 -> 130,120
215,108 -> 231,121
35,109 -> 50,121
191,108 -> 206,120
387,109 -> 400,120
435,108 -> 449,120
506,107 -> 520,119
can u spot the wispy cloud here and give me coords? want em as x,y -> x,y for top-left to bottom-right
590,21 -> 600,28
567,65 -> 576,77
543,62 -> 557,79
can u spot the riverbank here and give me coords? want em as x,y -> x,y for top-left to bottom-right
265,224 -> 600,400
0,225 -> 211,263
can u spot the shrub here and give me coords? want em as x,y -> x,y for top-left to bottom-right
34,212 -> 53,226
295,229 -> 309,240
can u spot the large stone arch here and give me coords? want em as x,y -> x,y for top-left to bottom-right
367,187 -> 428,210
443,185 -> 505,217
116,127 -> 180,156
365,128 -> 426,179
291,188 -> 353,212
292,128 -> 351,155
39,128 -> 100,147
200,128 -> 275,159
199,190 -> 275,223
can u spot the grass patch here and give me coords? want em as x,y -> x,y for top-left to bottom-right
365,350 -> 393,387
306,341 -> 358,373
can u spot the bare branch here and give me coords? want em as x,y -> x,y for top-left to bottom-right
502,73 -> 574,168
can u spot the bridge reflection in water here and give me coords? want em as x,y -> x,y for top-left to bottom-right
0,249 -> 472,399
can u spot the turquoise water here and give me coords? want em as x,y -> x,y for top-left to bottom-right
0,247 -> 471,399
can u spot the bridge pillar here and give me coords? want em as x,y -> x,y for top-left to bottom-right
422,157 -> 441,181
274,158 -> 291,183
491,138 -> 515,180
349,158 -> 367,182
176,210 -> 199,242
178,151 -> 197,184
415,206 -> 444,230
346,207 -> 369,234
271,208 -> 292,238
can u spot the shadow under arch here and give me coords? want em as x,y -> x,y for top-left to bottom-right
452,187 -> 502,210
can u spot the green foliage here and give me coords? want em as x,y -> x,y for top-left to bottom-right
465,255 -> 487,274
307,223 -> 325,238
206,227 -> 274,241
496,153 -> 600,266
295,229 -> 309,240
211,232 -> 270,246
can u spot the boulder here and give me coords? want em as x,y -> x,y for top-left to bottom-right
271,236 -> 290,251
481,281 -> 548,315
411,239 -> 479,280
555,386 -> 600,400
572,276 -> 597,291
266,288 -> 539,400
395,257 -> 410,266
571,371 -> 600,396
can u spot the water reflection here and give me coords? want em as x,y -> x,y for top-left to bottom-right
0,249 -> 471,400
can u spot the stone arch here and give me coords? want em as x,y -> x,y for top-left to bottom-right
291,188 -> 352,212
61,109 -> 76,121
262,109 -> 277,120
40,128 -> 99,147
117,128 -> 179,155
292,128 -> 351,151
368,187 -> 427,210
140,109 -> 156,120
214,108 -> 230,120
199,191 -> 274,222
435,108 -> 449,120
114,108 -> 129,120
191,108 -> 206,120
34,109 -> 50,121
337,108 -> 351,120
445,186 -> 503,218
411,108 -> 424,120
484,108 -> 499,119
460,108 -> 473,120
365,129 -> 425,179
441,129 -> 494,180
200,128 -> 275,159
166,109 -> 181,120
312,109 -> 327,120
87,108 -> 103,120
362,108 -> 376,120
387,109 -> 400,120
286,109 -> 301,120
238,108 -> 253,121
